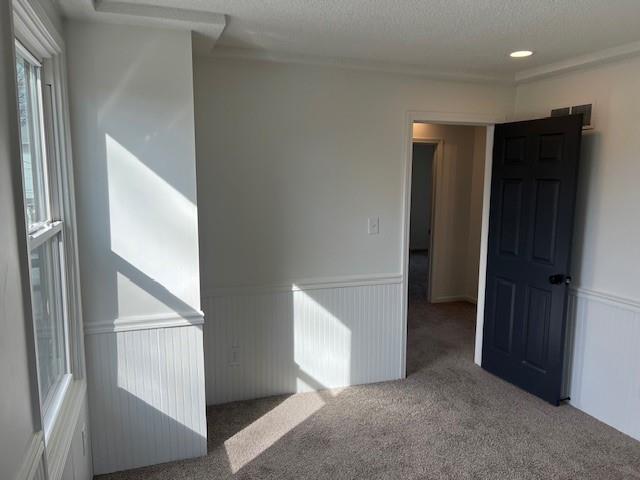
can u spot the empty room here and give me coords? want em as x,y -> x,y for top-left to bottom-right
1,1 -> 640,480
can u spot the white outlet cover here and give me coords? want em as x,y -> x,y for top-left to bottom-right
368,217 -> 379,235
230,346 -> 240,366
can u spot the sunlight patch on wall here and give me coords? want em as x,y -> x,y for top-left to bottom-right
293,287 -> 352,391
106,327 -> 207,468
105,134 -> 198,315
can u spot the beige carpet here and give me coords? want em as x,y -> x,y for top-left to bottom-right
97,269 -> 640,479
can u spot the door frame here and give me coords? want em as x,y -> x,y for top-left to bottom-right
400,111 -> 506,377
410,137 -> 442,304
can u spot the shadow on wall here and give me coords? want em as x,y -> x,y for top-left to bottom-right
204,287 -> 352,402
569,131 -> 602,287
85,126 -> 207,472
79,34 -> 364,475
561,130 -> 601,400
76,34 -> 210,474
203,280 -> 401,406
89,363 -> 206,472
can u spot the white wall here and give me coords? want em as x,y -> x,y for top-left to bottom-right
514,56 -> 640,441
466,127 -> 486,301
194,57 -> 513,290
34,0 -> 63,37
67,21 -> 206,473
0,3 -> 40,479
515,59 -> 640,301
409,143 -> 434,251
194,56 -> 513,404
412,123 -> 485,303
68,22 -> 201,323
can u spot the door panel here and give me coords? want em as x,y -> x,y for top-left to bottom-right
531,179 -> 560,263
504,136 -> 526,165
539,133 -> 564,162
523,286 -> 552,371
491,278 -> 517,354
482,115 -> 582,405
498,180 -> 523,256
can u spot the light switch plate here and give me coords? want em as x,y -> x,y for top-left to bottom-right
368,217 -> 379,235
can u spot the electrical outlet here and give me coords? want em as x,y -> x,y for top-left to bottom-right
81,424 -> 87,456
230,345 -> 240,366
368,216 -> 379,235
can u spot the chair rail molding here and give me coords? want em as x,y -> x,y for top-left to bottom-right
84,311 -> 205,335
203,273 -> 403,297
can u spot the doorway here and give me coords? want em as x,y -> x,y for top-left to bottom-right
406,122 -> 489,373
408,141 -> 436,302
402,112 -> 583,406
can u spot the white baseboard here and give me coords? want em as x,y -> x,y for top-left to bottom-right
431,295 -> 477,304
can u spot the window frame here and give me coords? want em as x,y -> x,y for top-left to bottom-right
13,0 -> 87,476
16,38 -> 73,441
16,43 -> 51,233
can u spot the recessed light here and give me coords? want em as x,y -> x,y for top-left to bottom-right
510,50 -> 534,58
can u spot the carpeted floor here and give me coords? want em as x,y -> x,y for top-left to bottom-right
98,255 -> 640,479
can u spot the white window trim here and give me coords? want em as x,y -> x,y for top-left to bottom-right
28,220 -> 62,249
15,38 -> 42,66
13,1 -> 87,479
17,18 -> 73,428
42,373 -> 72,440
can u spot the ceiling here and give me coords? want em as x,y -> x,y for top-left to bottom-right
59,0 -> 640,81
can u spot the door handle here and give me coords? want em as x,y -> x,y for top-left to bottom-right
549,274 -> 572,285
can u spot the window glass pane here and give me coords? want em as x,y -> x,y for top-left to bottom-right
31,236 -> 68,405
16,54 -> 49,230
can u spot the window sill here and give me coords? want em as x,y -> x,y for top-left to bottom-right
28,220 -> 62,249
45,378 -> 86,480
43,373 -> 72,442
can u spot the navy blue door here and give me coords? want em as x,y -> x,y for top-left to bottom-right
482,115 -> 583,405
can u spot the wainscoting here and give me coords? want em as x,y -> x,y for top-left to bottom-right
565,288 -> 640,441
16,432 -> 45,480
202,275 -> 404,405
85,319 -> 207,475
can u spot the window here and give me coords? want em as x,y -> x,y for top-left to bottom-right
16,43 -> 71,432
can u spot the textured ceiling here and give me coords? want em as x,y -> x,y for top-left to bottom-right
60,0 -> 640,79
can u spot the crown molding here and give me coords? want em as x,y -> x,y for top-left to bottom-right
13,0 -> 64,56
85,0 -> 227,55
208,39 -> 640,86
515,40 -> 640,83
206,46 -> 514,85
93,0 -> 224,24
